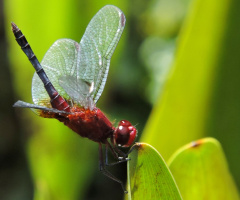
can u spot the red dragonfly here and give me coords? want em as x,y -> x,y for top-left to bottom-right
12,5 -> 137,193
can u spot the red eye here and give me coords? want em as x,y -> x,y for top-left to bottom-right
113,120 -> 137,147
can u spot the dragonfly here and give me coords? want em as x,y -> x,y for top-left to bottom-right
12,5 -> 137,193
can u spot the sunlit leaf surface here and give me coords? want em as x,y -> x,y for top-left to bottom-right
168,138 -> 240,200
140,0 -> 240,189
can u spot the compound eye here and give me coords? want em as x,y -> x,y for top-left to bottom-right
113,120 -> 137,147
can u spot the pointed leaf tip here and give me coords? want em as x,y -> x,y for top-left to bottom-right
127,143 -> 182,200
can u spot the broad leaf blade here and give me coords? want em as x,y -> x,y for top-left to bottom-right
127,143 -> 182,200
168,138 -> 240,200
140,0 -> 240,173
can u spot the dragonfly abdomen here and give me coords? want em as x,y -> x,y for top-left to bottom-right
11,22 -> 70,112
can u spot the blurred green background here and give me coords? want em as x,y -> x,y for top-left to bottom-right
1,0 -> 240,199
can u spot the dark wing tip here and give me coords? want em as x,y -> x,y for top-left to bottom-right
120,12 -> 126,27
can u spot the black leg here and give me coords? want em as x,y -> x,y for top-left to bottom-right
108,140 -> 138,159
98,143 -> 127,193
105,141 -> 130,166
105,141 -> 119,161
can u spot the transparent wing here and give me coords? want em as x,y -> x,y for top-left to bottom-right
32,39 -> 80,107
60,5 -> 126,104
80,5 -> 126,103
58,76 -> 94,109
32,5 -> 125,109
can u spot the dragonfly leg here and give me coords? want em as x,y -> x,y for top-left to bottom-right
106,141 -> 140,167
113,142 -> 139,159
98,143 -> 127,193
104,141 -> 130,166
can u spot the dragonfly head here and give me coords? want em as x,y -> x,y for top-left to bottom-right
113,120 -> 137,147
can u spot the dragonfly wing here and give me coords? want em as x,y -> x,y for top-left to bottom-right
32,5 -> 125,108
78,5 -> 126,103
58,75 -> 94,109
32,39 -> 80,107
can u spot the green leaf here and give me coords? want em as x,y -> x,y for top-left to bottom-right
168,138 -> 240,200
127,143 -> 182,200
140,0 -> 240,187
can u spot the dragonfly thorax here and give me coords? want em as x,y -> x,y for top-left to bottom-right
64,106 -> 114,143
